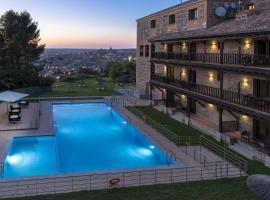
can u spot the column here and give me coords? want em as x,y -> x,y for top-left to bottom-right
150,62 -> 155,80
219,107 -> 223,133
219,40 -> 224,64
187,97 -> 191,119
219,71 -> 224,99
238,39 -> 242,64
203,40 -> 207,63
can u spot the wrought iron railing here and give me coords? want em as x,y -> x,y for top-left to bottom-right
152,52 -> 270,66
152,75 -> 270,113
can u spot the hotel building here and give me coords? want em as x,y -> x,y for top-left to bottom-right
136,0 -> 270,158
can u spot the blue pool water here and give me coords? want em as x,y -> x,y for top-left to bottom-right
3,103 -> 178,178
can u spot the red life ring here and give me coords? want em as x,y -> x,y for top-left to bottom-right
109,178 -> 121,185
142,116 -> 146,123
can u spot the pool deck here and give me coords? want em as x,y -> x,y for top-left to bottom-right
0,99 -> 245,198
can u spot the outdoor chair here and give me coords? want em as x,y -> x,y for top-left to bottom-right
9,109 -> 21,116
19,100 -> 29,107
9,114 -> 21,122
10,105 -> 21,112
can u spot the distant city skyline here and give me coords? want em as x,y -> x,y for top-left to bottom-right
0,0 -> 182,49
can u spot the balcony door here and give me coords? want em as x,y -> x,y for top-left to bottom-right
189,43 -> 197,60
167,44 -> 174,54
188,69 -> 196,83
254,40 -> 270,56
167,67 -> 175,80
166,90 -> 175,107
253,120 -> 270,145
253,79 -> 270,98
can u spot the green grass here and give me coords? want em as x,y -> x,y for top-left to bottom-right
133,106 -> 202,137
31,76 -> 118,97
7,178 -> 260,200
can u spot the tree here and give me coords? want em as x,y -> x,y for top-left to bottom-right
0,10 -> 45,90
105,61 -> 136,83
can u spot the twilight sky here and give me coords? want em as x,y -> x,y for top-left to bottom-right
0,0 -> 182,49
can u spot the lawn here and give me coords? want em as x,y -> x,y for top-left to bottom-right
8,178 -> 259,200
31,76 -> 119,97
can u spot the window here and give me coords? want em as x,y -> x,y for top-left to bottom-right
188,8 -> 198,20
145,45 -> 150,57
139,45 -> 144,57
151,20 -> 156,28
169,14 -> 175,25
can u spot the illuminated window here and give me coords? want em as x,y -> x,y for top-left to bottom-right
188,8 -> 198,20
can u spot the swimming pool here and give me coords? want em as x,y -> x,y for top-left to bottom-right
3,103 -> 179,178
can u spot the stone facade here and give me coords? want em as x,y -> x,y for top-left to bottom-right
136,0 -> 270,145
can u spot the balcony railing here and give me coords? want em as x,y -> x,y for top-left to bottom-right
152,75 -> 270,113
152,52 -> 270,66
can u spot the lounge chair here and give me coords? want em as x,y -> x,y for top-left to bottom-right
9,114 -> 21,122
19,100 -> 29,107
9,109 -> 21,115
10,105 -> 21,112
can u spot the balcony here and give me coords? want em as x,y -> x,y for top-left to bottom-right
152,52 -> 270,67
151,75 -> 270,114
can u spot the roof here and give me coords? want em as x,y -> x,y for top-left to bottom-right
137,0 -> 199,21
149,9 -> 270,42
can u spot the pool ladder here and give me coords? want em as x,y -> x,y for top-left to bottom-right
167,152 -> 176,165
53,121 -> 57,128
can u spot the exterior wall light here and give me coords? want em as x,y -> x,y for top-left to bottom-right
208,103 -> 215,110
181,69 -> 186,77
211,40 -> 217,50
164,44 -> 168,50
181,42 -> 187,50
208,72 -> 214,82
241,78 -> 249,88
244,38 -> 252,49
181,95 -> 187,101
241,115 -> 249,121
